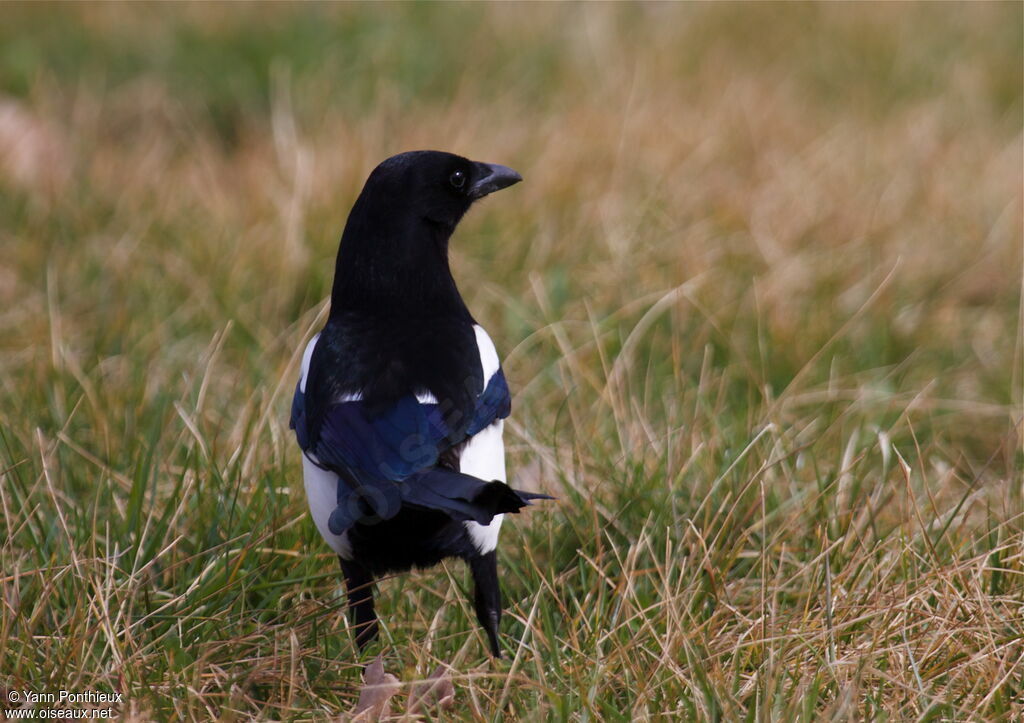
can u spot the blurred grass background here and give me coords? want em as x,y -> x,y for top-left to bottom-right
0,3 -> 1021,720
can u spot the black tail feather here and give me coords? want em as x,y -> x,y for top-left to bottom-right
514,490 -> 556,503
474,480 -> 548,517
399,468 -> 553,525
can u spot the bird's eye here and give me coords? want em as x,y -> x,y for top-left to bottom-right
450,170 -> 466,189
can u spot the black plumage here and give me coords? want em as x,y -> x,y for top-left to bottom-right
290,150 -> 549,657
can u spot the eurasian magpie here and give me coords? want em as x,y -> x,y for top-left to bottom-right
289,150 -> 549,658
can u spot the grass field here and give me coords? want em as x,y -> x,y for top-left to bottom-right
1,4 -> 1021,720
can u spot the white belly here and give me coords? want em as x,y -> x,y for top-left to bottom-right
459,420 -> 506,553
302,455 -> 352,558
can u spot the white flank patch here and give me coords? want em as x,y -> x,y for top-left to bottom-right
473,324 -> 500,383
302,454 -> 353,558
298,333 -> 353,557
462,326 -> 507,553
460,420 -> 506,553
299,334 -> 319,393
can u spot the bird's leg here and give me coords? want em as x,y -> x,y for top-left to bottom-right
339,557 -> 378,651
468,551 -> 503,658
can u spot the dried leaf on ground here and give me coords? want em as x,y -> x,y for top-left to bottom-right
349,657 -> 401,721
407,664 -> 456,715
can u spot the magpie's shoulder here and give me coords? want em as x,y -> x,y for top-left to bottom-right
295,313 -> 496,445
290,317 -> 510,473
470,323 -> 501,383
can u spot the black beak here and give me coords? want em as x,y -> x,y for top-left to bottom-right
469,162 -> 522,199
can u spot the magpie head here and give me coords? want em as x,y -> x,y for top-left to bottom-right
364,150 -> 522,233
331,151 -> 521,315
